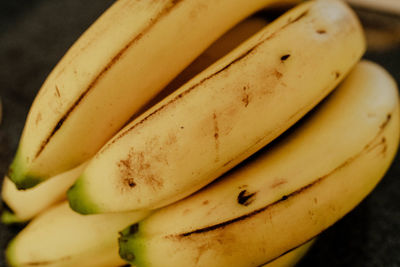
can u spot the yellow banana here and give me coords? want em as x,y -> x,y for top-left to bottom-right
68,0 -> 366,214
118,60 -> 400,266
1,15 -> 268,225
1,164 -> 85,224
5,201 -> 150,267
9,0 -> 297,189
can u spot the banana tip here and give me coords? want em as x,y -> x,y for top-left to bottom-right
67,178 -> 100,215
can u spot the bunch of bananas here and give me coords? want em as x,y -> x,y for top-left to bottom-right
2,0 -> 399,266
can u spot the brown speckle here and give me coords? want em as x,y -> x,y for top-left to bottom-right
203,200 -> 209,205
55,85 -> 61,98
177,127 -> 390,238
101,7 -> 312,157
367,136 -> 388,156
280,54 -> 290,61
270,178 -> 287,189
380,113 -> 392,129
334,71 -> 341,79
274,69 -> 283,79
35,112 -> 42,125
242,86 -> 250,107
117,148 -> 163,192
381,142 -> 388,156
237,190 -> 257,206
316,29 -> 326,34
126,178 -> 136,187
213,112 -> 219,162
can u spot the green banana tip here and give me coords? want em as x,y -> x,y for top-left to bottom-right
0,202 -> 26,225
0,210 -> 24,225
7,156 -> 43,190
118,223 -> 146,265
67,178 -> 100,215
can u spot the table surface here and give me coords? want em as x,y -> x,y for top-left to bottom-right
0,1 -> 399,266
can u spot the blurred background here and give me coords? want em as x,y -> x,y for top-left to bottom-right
0,0 -> 399,266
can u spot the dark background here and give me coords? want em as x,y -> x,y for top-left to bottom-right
0,1 -> 399,266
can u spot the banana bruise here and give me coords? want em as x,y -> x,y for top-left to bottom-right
5,202 -> 150,267
118,60 -> 400,266
68,0 -> 366,214
9,0 -> 294,189
1,163 -> 85,224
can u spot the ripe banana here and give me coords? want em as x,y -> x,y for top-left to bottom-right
68,0 -> 366,214
118,60 -> 400,266
262,239 -> 315,267
8,0 -> 300,190
1,163 -> 85,224
1,15 -> 267,225
5,201 -> 150,267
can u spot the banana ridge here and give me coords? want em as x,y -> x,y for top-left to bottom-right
34,0 -> 184,160
167,109 -> 394,238
99,6 -> 310,154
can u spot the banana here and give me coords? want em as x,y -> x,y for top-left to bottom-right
118,60 -> 400,266
1,163 -> 85,224
1,15 -> 268,225
145,15 -> 269,116
68,0 -> 366,214
262,239 -> 315,267
9,0 -> 300,190
5,201 -> 150,267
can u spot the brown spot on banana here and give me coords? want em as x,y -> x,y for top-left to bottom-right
177,120 -> 392,238
380,113 -> 392,129
54,85 -> 61,98
237,190 -> 257,206
242,86 -> 250,107
100,6 -> 312,155
35,112 -> 42,126
270,178 -> 288,189
213,112 -> 220,162
117,148 -> 163,192
280,54 -> 290,61
273,69 -> 283,79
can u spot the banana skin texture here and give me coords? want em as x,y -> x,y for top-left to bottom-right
1,163 -> 86,224
118,61 -> 399,267
68,0 -> 366,214
5,202 -> 150,267
8,0 -> 298,189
